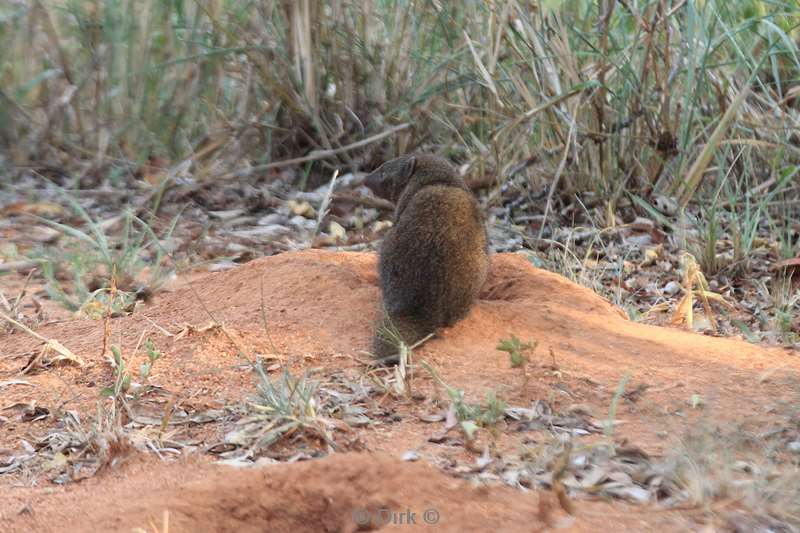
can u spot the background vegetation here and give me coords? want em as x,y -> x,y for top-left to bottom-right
1,0 -> 797,191
1,0 -> 798,338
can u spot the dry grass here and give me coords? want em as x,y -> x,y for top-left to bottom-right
0,1 -> 797,202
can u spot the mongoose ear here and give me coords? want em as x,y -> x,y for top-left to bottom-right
399,156 -> 417,180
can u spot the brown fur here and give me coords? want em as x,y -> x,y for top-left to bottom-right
365,154 -> 489,362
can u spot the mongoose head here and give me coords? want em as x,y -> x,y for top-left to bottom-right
364,155 -> 417,203
364,154 -> 464,204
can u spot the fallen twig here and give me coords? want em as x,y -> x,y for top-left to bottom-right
223,123 -> 410,179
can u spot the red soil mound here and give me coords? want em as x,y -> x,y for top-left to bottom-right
5,453 -> 548,533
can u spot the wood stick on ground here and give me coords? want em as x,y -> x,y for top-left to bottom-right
0,310 -> 85,372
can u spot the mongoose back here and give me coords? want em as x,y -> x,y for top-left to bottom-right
365,154 -> 489,361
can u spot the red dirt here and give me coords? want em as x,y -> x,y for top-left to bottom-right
1,451 -> 696,533
1,250 -> 798,531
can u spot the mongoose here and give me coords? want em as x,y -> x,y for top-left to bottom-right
365,154 -> 489,362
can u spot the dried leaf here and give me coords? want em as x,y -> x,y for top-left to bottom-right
671,291 -> 693,329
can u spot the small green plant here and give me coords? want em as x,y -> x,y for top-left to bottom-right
101,337 -> 162,402
32,403 -> 138,484
34,191 -> 178,314
101,345 -> 131,400
444,388 -> 507,441
139,338 -> 162,384
764,275 -> 800,345
691,202 -> 722,276
604,373 -> 631,439
421,361 -> 506,441
497,335 -> 537,368
476,390 -> 507,427
369,313 -> 438,397
253,364 -> 320,423
373,315 -> 407,361
224,361 -> 336,457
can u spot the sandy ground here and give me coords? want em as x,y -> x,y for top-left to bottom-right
1,250 -> 798,532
